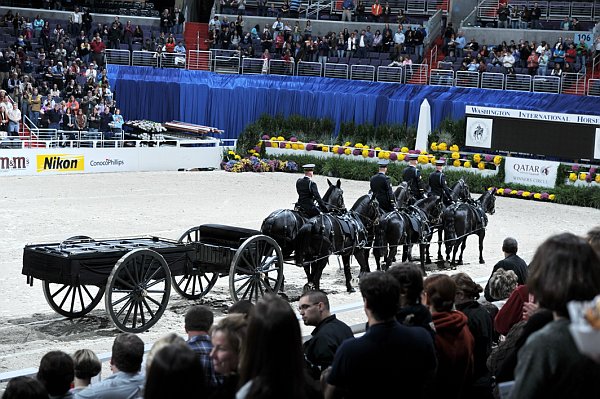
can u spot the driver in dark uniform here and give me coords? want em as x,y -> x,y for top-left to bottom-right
296,163 -> 328,217
370,159 -> 396,212
402,153 -> 424,200
429,159 -> 453,206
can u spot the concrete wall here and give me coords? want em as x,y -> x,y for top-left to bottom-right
215,14 -> 422,37
0,6 -> 160,29
460,26 -> 591,47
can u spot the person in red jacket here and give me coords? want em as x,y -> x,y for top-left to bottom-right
90,35 -> 106,67
371,0 -> 382,22
423,274 -> 475,399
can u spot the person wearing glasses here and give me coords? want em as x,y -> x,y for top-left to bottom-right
299,290 -> 353,381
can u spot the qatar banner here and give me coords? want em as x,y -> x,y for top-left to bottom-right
504,157 -> 560,188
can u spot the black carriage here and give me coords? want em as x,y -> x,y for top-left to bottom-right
22,225 -> 284,333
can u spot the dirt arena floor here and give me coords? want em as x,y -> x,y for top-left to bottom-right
1,170 -> 599,376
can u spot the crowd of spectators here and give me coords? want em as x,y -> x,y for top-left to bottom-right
440,22 -> 592,77
206,12 -> 427,67
496,2 -> 586,31
2,227 -> 600,399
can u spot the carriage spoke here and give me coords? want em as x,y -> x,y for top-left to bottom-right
236,276 -> 253,298
234,265 -> 254,275
122,299 -> 136,327
145,295 -> 164,308
76,286 -> 85,312
58,286 -> 73,309
143,262 -> 162,284
180,275 -> 192,293
81,285 -> 95,301
132,301 -> 138,329
141,298 -> 156,319
50,284 -> 69,299
115,296 -> 134,318
112,292 -> 134,307
124,264 -> 137,286
257,278 -> 266,295
115,277 -> 135,290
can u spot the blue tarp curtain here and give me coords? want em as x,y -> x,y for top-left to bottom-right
108,65 -> 600,139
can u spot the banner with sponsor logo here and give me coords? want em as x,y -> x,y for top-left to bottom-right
465,117 -> 493,149
504,157 -> 560,188
0,143 -> 221,176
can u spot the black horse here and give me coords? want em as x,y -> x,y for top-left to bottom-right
394,182 -> 414,209
260,179 -> 345,259
295,194 -> 380,293
442,188 -> 497,267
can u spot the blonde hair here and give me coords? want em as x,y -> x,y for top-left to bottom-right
72,349 -> 101,380
210,314 -> 248,356
146,333 -> 186,373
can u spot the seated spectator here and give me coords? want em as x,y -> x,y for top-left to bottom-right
423,274 -> 474,399
209,314 -> 248,399
0,103 -> 9,135
74,333 -> 145,399
551,63 -> 563,76
70,349 -> 101,395
237,294 -> 322,399
2,376 -> 48,399
185,305 -> 221,392
452,273 -> 494,399
509,233 -> 600,398
145,333 -> 186,373
299,290 -> 353,380
144,344 -> 206,399
175,41 -> 186,54
494,282 -> 537,337
325,272 -> 436,399
37,351 -> 74,399
227,300 -> 254,315
484,238 -> 528,302
488,268 -> 519,303
133,25 -> 144,44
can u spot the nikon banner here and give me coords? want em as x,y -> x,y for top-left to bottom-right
465,105 -> 600,161
504,157 -> 560,189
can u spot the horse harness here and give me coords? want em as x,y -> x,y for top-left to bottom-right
318,212 -> 368,254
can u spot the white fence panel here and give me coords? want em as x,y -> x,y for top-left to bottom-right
455,71 -> 479,88
324,63 -> 349,79
505,74 -> 532,91
587,78 -> 600,96
429,69 -> 454,86
532,75 -> 561,94
561,72 -> 586,95
186,50 -> 211,71
296,61 -> 322,77
213,55 -> 241,74
405,63 -> 428,84
241,57 -> 266,75
132,51 -> 159,67
161,52 -> 186,68
480,72 -> 505,90
377,66 -> 403,83
105,49 -> 131,66
269,59 -> 295,76
350,65 -> 375,81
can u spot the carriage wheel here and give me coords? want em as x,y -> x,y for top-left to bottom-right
105,249 -> 171,333
229,235 -> 284,303
171,226 -> 219,299
43,282 -> 105,318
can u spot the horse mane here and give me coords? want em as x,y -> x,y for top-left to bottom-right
351,194 -> 371,212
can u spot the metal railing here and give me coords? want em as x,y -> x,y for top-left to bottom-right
214,54 -> 241,74
187,50 -> 211,71
561,72 -> 586,95
424,9 -> 443,49
350,65 -> 375,81
532,75 -> 561,94
455,71 -> 480,88
377,66 -> 403,83
305,0 -> 334,19
404,63 -> 429,85
241,57 -> 266,75
105,49 -> 131,66
505,73 -> 532,92
429,68 -> 454,86
296,61 -> 323,77
587,79 -> 600,96
132,50 -> 159,68
161,53 -> 187,69
477,0 -> 500,21
269,59 -> 295,76
324,62 -> 349,79
480,72 -> 505,90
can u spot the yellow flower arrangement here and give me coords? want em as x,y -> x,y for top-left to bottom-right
418,155 -> 429,164
464,161 -> 471,168
451,152 -> 460,159
431,142 -> 438,151
453,159 -> 461,167
450,145 -> 459,152
322,146 -> 329,152
285,143 -> 291,149
277,136 -> 285,141
375,147 -> 382,151
493,155 -> 502,165
579,172 -> 587,181
292,143 -> 299,150
234,154 -> 241,160
510,190 -> 518,195
270,137 -> 277,141
596,175 -> 600,183
332,145 -> 339,153
421,151 -> 428,155
438,142 -> 448,151
355,143 -> 364,148
362,149 -> 369,157
398,154 -> 405,161
430,156 -> 436,164
401,147 -> 409,153
522,191 -> 531,197
478,162 -> 485,170
569,173 -> 578,181
534,193 -> 541,199
473,154 -> 481,163
549,194 -> 556,200
344,148 -> 351,155
344,141 -> 352,146
228,150 -> 235,155
298,143 -> 305,150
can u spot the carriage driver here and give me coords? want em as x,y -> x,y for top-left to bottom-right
370,159 -> 396,212
402,153 -> 425,200
429,159 -> 453,206
296,164 -> 328,217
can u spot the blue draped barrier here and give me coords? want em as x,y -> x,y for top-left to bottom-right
107,65 -> 600,139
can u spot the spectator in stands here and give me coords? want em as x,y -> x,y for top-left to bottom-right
497,4 -> 509,29
145,333 -> 186,375
82,8 -> 93,35
483,238 -> 528,302
527,50 -> 539,75
565,42 -> 577,64
509,233 -> 600,398
341,0 -> 354,22
184,305 -> 221,392
356,30 -> 368,58
393,26 -> 404,55
299,290 -> 353,381
355,0 -> 365,22
520,6 -> 531,29
553,43 -> 565,65
494,278 -> 536,338
267,2 -> 278,18
2,376 -> 48,399
561,16 -> 571,31
74,108 -> 87,135
145,344 -> 205,399
111,108 -> 124,135
324,271 -> 436,399
538,49 -> 550,75
531,2 -> 541,29
7,102 -> 21,138
371,0 -> 383,23
0,103 -> 9,135
209,314 -> 248,399
33,14 -> 44,38
37,350 -> 74,399
452,273 -> 494,399
257,0 -> 268,16
501,49 -> 515,74
576,39 -> 588,67
346,31 -> 356,57
160,9 -> 171,34
445,33 -> 457,58
383,1 -> 392,23
62,106 -> 75,141
423,274 -> 475,399
90,36 -> 106,67
70,349 -> 101,395
75,333 -> 145,399
571,17 -> 581,31
237,294 -> 320,399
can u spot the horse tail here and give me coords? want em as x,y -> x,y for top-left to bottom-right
443,207 -> 457,245
295,221 -> 315,266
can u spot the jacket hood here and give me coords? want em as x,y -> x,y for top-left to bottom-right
432,310 -> 468,334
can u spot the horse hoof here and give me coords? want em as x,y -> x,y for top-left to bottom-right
457,260 -> 463,266
479,259 -> 485,264
346,285 -> 356,293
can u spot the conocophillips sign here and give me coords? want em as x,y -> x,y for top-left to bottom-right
504,157 -> 559,188
36,154 -> 85,173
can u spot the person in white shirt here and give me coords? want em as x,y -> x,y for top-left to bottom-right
7,102 -> 21,138
502,51 -> 515,74
71,6 -> 82,35
393,27 -> 405,54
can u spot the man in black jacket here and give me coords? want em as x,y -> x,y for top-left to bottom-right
370,159 -> 395,212
429,159 -> 453,205
296,163 -> 328,217
299,290 -> 354,380
484,237 -> 529,302
402,153 -> 424,201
